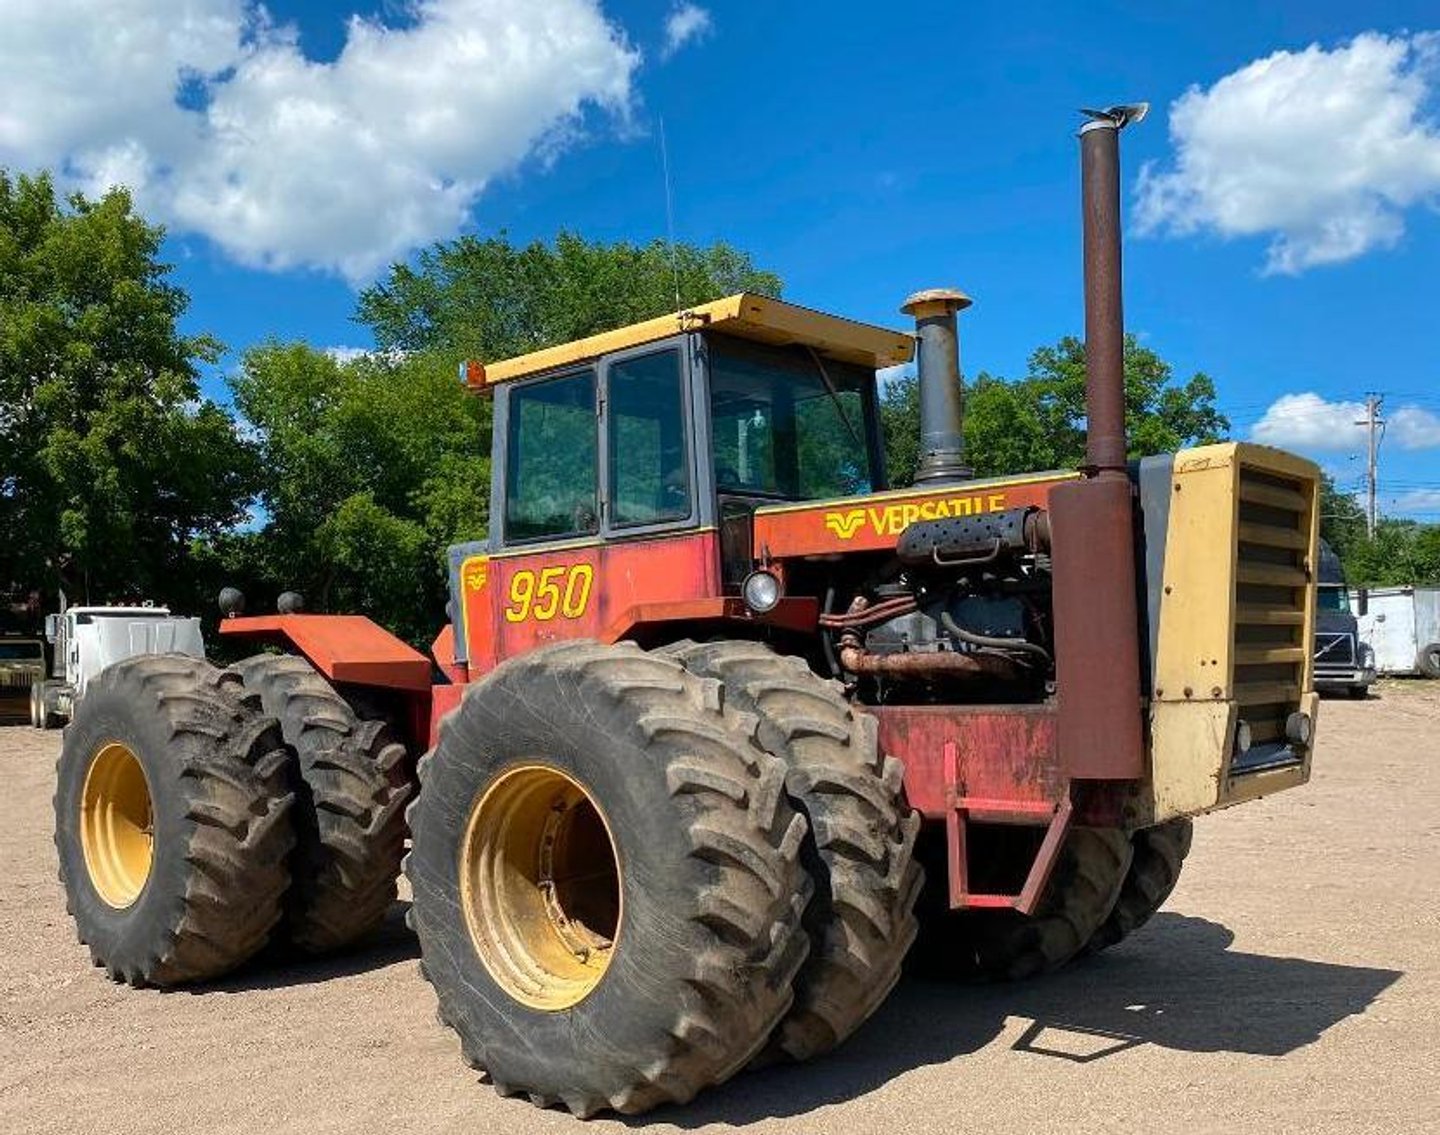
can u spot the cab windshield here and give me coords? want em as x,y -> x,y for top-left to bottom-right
1317,586 -> 1350,613
707,336 -> 877,500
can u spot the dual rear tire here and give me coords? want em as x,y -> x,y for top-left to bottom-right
55,652 -> 411,987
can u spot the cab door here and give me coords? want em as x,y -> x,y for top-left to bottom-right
465,340 -> 719,670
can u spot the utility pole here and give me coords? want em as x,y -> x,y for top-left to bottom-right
1356,394 -> 1385,538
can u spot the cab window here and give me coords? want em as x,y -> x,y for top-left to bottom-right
708,338 -> 875,500
505,371 -> 598,541
608,349 -> 690,527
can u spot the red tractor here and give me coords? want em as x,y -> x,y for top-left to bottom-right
54,107 -> 1321,1116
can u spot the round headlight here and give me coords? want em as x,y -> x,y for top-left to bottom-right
742,570 -> 782,614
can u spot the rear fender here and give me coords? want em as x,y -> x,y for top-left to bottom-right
218,615 -> 433,692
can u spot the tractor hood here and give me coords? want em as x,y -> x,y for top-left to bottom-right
751,471 -> 1079,559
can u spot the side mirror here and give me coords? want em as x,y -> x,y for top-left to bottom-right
1356,588 -> 1368,617
44,614 -> 58,643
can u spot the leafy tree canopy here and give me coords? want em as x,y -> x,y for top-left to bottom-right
881,333 -> 1229,485
357,231 -> 781,360
0,171 -> 256,608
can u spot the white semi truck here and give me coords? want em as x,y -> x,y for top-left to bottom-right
32,605 -> 206,728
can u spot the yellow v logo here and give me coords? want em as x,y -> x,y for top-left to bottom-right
824,509 -> 867,539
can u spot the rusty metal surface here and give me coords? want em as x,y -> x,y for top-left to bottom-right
1050,477 -> 1145,779
838,643 -> 1016,680
1013,798 -> 1074,915
1079,117 -> 1128,480
869,703 -> 1063,818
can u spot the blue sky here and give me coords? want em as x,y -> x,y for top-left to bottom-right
2,1 -> 1437,516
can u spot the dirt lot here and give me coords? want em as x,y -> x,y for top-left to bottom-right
3,683 -> 1436,1135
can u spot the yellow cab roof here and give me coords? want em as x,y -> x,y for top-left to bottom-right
475,293 -> 915,386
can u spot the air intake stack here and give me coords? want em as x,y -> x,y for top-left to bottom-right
901,287 -> 973,485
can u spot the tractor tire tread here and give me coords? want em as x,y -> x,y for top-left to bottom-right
231,654 -> 411,954
54,654 -> 294,986
661,639 -> 923,1064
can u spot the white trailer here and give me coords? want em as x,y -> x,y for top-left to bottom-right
1352,586 -> 1440,678
33,606 -> 206,727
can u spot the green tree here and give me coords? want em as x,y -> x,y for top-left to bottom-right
357,231 -> 781,358
0,171 -> 256,609
1343,518 -> 1440,586
229,346 -> 488,644
1318,475 -> 1367,564
881,334 -> 1228,485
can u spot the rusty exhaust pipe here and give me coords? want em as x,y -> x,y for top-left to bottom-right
901,288 -> 973,485
1079,103 -> 1147,478
1050,103 -> 1149,782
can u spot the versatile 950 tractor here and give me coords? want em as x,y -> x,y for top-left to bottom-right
55,107 -> 1322,1116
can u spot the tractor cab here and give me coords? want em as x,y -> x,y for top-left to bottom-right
446,295 -> 913,674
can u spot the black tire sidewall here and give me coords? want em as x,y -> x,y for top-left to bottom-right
411,669 -> 721,1096
56,683 -> 194,973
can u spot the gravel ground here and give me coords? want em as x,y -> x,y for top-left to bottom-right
2,682 -> 1436,1135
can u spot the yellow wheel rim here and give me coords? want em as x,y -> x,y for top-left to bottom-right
460,764 -> 622,1011
80,742 -> 154,909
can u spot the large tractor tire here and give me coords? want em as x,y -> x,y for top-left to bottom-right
954,826 -> 1133,981
1418,643 -> 1440,679
662,640 -> 922,1064
232,654 -> 411,954
54,655 -> 295,986
1086,818 -> 1193,954
405,641 -> 811,1117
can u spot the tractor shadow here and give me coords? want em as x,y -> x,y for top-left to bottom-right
647,912 -> 1401,1128
197,901 -> 421,993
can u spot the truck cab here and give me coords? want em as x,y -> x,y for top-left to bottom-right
1313,540 -> 1375,698
34,606 -> 206,728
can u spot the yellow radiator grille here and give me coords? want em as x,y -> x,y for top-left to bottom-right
1232,463 -> 1317,760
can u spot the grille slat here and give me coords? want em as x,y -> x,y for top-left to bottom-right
1237,562 -> 1309,588
1236,645 -> 1307,665
1236,606 -> 1305,626
1235,681 -> 1301,705
1239,480 -> 1308,512
1238,521 -> 1308,550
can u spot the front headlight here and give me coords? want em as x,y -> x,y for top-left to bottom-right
742,570 -> 782,614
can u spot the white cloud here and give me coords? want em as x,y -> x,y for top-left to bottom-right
1391,488 -> 1440,513
1250,392 -> 1440,452
0,0 -> 639,282
1136,32 -> 1440,274
661,3 -> 712,60
1390,405 -> 1440,449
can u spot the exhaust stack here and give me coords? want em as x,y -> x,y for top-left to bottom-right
1078,102 -> 1147,479
1049,102 -> 1148,784
901,287 -> 973,485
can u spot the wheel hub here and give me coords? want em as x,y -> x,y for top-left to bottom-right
460,764 -> 622,1011
80,741 -> 154,908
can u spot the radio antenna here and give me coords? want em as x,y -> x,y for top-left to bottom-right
658,114 -> 682,311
